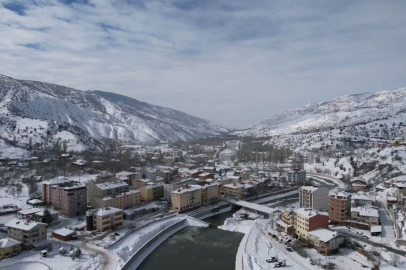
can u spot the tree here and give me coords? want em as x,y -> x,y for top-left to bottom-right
390,253 -> 400,267
75,248 -> 82,259
41,209 -> 53,224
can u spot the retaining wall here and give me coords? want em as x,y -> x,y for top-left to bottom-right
121,219 -> 187,270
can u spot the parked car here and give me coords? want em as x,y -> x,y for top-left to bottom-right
40,250 -> 48,257
286,247 -> 292,252
266,257 -> 278,263
363,236 -> 369,239
114,233 -> 120,236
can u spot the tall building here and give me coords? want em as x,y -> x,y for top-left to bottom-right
299,186 -> 329,211
201,183 -> 219,205
171,185 -> 202,213
221,183 -> 244,200
163,178 -> 194,201
88,181 -> 139,209
86,207 -> 123,232
329,192 -> 351,224
42,177 -> 87,217
287,169 -> 306,183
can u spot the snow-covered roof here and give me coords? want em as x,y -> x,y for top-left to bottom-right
232,200 -> 278,215
294,208 -> 329,218
351,194 -> 373,201
370,226 -> 382,233
276,220 -> 291,228
351,206 -> 379,218
116,171 -> 136,176
93,207 -> 123,217
202,183 -> 218,189
223,183 -> 244,189
330,191 -> 351,198
172,184 -> 202,194
5,219 -> 46,231
95,181 -> 128,190
309,229 -> 340,242
387,196 -> 397,201
18,208 -> 42,215
53,228 -> 75,237
27,199 -> 44,204
45,176 -> 71,186
0,238 -> 21,248
35,209 -> 59,216
299,186 -> 320,192
198,172 -> 211,177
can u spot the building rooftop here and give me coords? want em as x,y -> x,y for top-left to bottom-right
95,181 -> 128,190
351,194 -> 373,201
93,207 -> 123,216
223,183 -> 244,189
18,208 -> 42,216
351,206 -> 379,218
0,238 -> 21,248
294,208 -> 329,218
299,186 -> 321,193
53,228 -> 75,237
172,184 -> 202,194
309,229 -> 340,242
5,219 -> 46,231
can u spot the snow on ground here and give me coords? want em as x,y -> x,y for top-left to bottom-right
0,240 -> 100,270
0,183 -> 31,210
253,189 -> 299,204
0,139 -> 30,159
105,216 -> 185,270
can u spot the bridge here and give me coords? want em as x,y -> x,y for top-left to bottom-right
220,197 -> 279,218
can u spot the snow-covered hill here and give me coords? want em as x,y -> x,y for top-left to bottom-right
0,74 -> 227,152
235,88 -> 406,137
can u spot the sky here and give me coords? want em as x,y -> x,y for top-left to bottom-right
1,0 -> 406,129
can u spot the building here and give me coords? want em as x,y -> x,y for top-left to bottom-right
171,185 -> 202,213
140,182 -> 164,202
116,171 -> 139,185
163,178 -> 194,201
123,204 -> 159,220
17,208 -> 43,219
0,238 -> 21,260
308,229 -> 345,255
287,169 -> 306,184
351,179 -> 367,192
329,192 -> 351,224
201,183 -> 219,205
299,186 -> 329,211
101,189 -> 141,209
86,207 -> 124,232
351,194 -> 374,207
294,208 -> 329,241
142,169 -> 157,181
5,219 -> 47,244
277,209 -> 295,234
52,228 -> 75,241
42,177 -> 87,217
393,182 -> 406,205
221,183 -> 244,200
133,178 -> 152,189
242,169 -> 251,181
88,181 -> 132,209
350,206 -> 380,230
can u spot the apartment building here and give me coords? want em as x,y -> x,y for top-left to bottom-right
278,209 -> 295,234
116,171 -> 139,185
0,238 -> 22,260
88,181 -> 130,209
101,189 -> 141,209
163,178 -> 194,201
221,183 -> 244,200
142,169 -> 157,181
351,179 -> 367,192
5,219 -> 47,244
329,192 -> 351,224
140,182 -> 164,202
201,183 -> 219,205
86,207 -> 124,232
299,186 -> 329,211
242,168 -> 251,181
393,182 -> 406,205
42,177 -> 87,217
133,178 -> 152,189
350,206 -> 380,229
294,208 -> 329,241
308,229 -> 345,255
171,185 -> 202,213
287,169 -> 306,183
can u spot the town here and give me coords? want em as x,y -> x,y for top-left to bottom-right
0,137 -> 405,270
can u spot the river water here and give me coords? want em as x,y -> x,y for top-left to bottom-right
137,179 -> 338,270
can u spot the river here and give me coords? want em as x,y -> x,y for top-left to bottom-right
137,179 -> 338,270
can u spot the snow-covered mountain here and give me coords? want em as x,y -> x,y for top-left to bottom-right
236,88 -> 406,138
0,74 -> 227,152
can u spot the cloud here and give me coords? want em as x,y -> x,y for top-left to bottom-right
0,0 -> 406,128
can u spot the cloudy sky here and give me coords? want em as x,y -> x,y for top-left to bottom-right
1,0 -> 406,128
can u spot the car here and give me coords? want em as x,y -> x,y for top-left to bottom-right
266,257 -> 278,263
363,236 -> 369,239
286,247 -> 292,252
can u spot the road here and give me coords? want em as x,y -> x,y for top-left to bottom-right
338,230 -> 406,256
307,172 -> 345,188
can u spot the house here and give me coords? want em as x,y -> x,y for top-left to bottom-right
277,209 -> 295,234
116,171 -> 139,185
350,206 -> 380,230
86,207 -> 124,232
171,185 -> 202,213
5,219 -> 47,244
308,229 -> 345,255
163,178 -> 195,201
201,183 -> 219,205
52,228 -> 75,241
17,208 -> 43,219
294,208 -> 329,241
351,194 -> 374,207
27,199 -> 44,206
393,182 -> 406,205
299,186 -> 329,211
0,238 -> 22,260
329,192 -> 351,224
387,196 -> 398,207
351,179 -> 367,192
34,209 -> 59,223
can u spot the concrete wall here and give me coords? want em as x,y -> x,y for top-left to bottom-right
121,219 -> 187,270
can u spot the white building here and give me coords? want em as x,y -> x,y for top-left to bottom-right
351,194 -> 374,207
287,169 -> 306,183
163,178 -> 194,201
299,186 -> 329,211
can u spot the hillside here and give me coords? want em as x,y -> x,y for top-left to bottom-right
235,88 -> 406,138
0,74 -> 227,153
